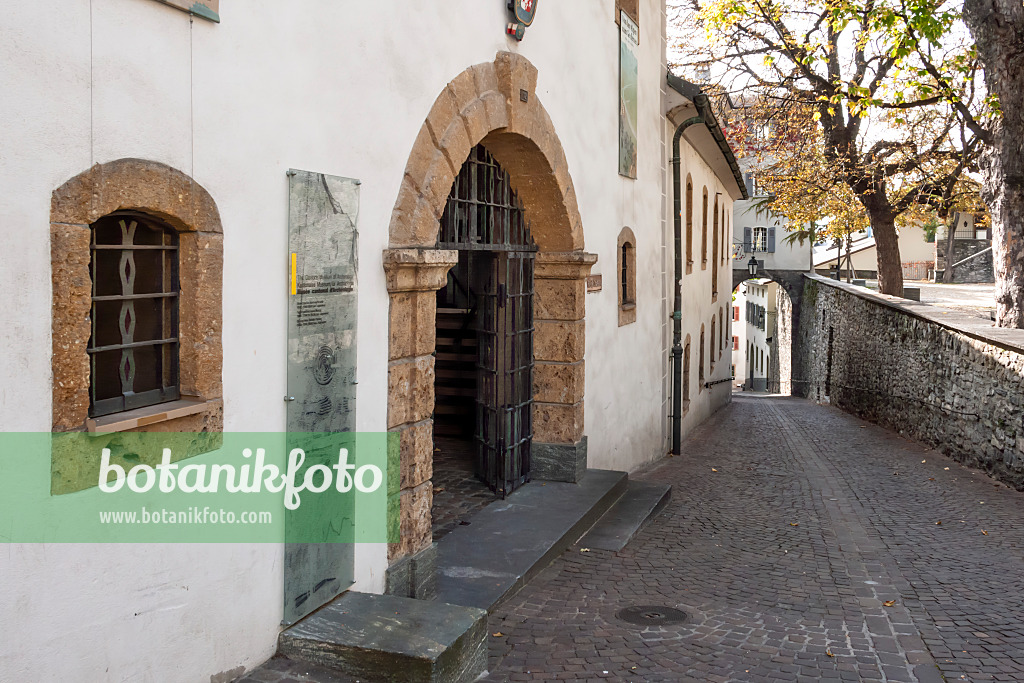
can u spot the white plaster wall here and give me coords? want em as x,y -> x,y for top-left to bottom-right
581,0 -> 672,472
669,131 -> 734,442
0,0 -> 707,680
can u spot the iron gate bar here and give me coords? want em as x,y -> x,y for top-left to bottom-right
440,145 -> 536,497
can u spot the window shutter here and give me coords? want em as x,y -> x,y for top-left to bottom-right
744,172 -> 754,196
743,227 -> 752,253
767,227 -> 776,253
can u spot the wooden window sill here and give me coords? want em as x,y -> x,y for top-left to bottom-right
86,398 -> 217,434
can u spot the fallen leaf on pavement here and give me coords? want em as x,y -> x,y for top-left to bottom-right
982,530 -> 989,536
790,523 -> 799,527
883,600 -> 896,607
826,649 -> 835,657
580,548 -> 591,552
492,632 -> 504,637
712,468 -> 719,472
936,521 -> 941,525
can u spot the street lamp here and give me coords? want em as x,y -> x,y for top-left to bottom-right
747,256 -> 759,277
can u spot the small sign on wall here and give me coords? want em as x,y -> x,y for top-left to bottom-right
587,274 -> 603,292
152,0 -> 219,22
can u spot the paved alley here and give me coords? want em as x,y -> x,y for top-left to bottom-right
481,395 -> 1024,682
244,395 -> 1024,683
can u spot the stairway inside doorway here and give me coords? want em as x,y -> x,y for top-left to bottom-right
432,306 -> 494,540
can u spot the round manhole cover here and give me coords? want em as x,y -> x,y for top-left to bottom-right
615,605 -> 688,626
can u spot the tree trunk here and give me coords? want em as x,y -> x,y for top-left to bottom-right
942,211 -> 958,284
963,0 -> 1024,327
867,210 -> 904,297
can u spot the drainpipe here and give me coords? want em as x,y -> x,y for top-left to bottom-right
670,104 -> 707,455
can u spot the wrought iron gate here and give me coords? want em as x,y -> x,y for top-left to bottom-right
438,145 -> 536,497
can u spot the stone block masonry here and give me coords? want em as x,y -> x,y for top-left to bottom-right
799,274 -> 1024,489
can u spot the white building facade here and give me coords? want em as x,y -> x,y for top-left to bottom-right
1,1 -> 744,680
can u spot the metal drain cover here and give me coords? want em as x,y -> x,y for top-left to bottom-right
615,605 -> 688,626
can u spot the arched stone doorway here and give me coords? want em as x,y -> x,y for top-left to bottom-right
383,52 -> 597,578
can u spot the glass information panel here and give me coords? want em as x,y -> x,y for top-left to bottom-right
283,170 -> 359,624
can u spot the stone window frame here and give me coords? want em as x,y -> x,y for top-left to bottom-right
51,158 -> 223,434
701,187 -> 709,269
685,176 -> 694,273
617,227 -> 637,326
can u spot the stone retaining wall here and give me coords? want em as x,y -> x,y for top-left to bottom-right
800,275 -> 1024,490
935,238 -> 994,283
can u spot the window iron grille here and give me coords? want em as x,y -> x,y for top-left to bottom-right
88,213 -> 180,417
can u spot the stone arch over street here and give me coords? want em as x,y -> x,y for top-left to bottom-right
732,269 -> 808,397
383,52 -> 597,569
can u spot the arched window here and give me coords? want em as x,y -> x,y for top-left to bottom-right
718,308 -> 724,358
710,318 -> 717,370
712,195 -> 719,297
617,227 -> 637,326
50,158 -> 223,437
701,187 -> 709,268
699,325 -> 706,388
683,335 -> 691,409
722,211 -> 729,266
89,213 -> 181,416
685,176 -> 694,273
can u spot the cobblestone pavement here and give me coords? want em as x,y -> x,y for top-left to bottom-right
241,395 -> 1024,682
483,395 -> 1024,682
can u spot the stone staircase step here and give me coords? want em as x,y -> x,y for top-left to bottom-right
434,469 -> 628,611
580,480 -> 671,552
278,591 -> 487,683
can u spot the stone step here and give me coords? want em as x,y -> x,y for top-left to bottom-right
580,480 -> 672,552
278,591 -> 487,683
434,469 -> 628,611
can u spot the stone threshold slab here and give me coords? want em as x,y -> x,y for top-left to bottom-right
434,468 -> 628,611
580,480 -> 672,552
279,591 -> 487,683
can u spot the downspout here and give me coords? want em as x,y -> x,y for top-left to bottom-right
670,109 -> 706,455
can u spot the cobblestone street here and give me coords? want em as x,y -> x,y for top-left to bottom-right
243,394 -> 1024,683
483,395 -> 1024,682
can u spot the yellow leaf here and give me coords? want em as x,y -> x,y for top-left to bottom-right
492,632 -> 504,637
580,548 -> 591,553
826,649 -> 835,657
790,523 -> 799,527
982,530 -> 989,536
712,468 -> 719,472
883,600 -> 896,607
